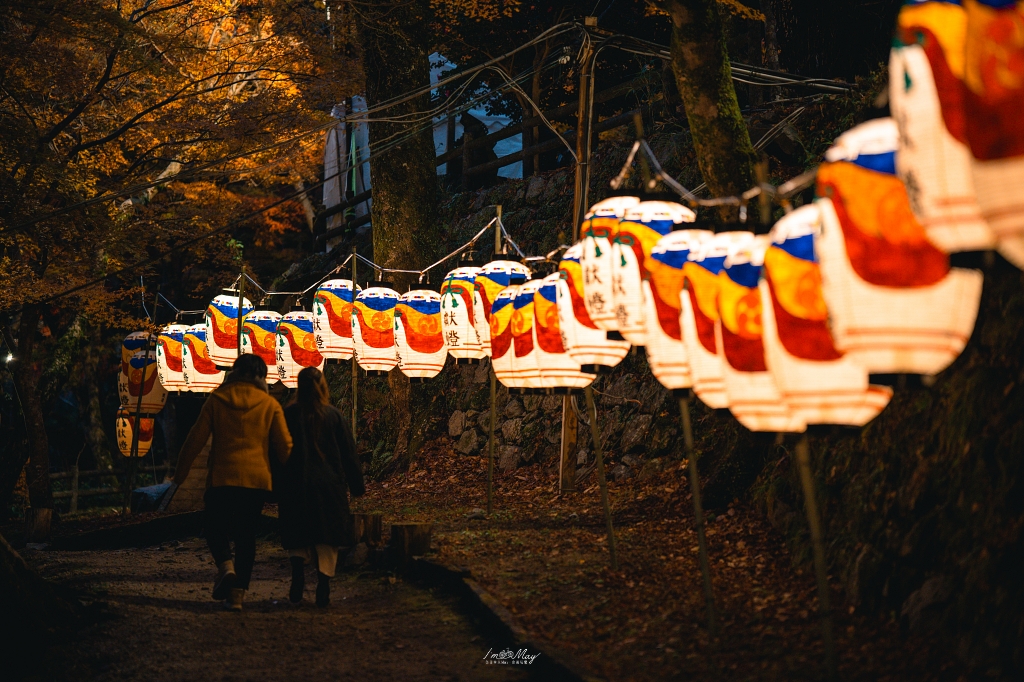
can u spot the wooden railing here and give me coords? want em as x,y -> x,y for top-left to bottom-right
49,464 -> 172,513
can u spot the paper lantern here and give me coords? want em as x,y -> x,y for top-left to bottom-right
352,287 -> 399,374
441,267 -> 485,361
240,310 -> 282,385
613,199 -> 697,345
474,260 -> 531,356
889,2 -> 994,253
556,243 -> 629,372
313,279 -> 361,361
580,193 -> 641,332
115,406 -> 154,458
395,290 -> 446,380
205,293 -> 254,369
534,273 -> 594,390
156,324 -> 189,392
489,285 -> 519,386
121,331 -> 153,376
118,350 -> 168,415
963,0 -> 1024,268
182,324 -> 224,392
509,279 -> 544,390
276,311 -> 327,388
815,118 -> 983,375
760,205 -> 893,426
716,234 -> 805,433
644,229 -> 712,392
679,233 -> 751,410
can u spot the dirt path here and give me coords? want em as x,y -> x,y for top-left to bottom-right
23,538 -> 530,682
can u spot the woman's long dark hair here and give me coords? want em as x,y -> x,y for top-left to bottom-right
296,367 -> 331,458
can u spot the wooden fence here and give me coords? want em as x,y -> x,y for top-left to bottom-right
49,464 -> 172,513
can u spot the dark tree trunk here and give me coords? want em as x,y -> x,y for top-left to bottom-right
663,0 -> 756,219
82,322 -> 112,472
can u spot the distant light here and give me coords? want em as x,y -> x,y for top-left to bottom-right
5,354 -> 12,363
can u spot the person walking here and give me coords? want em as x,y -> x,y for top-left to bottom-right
278,367 -> 364,607
173,354 -> 292,611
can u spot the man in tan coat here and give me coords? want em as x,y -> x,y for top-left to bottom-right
174,354 -> 292,610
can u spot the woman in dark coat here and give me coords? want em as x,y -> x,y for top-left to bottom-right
279,367 -> 364,606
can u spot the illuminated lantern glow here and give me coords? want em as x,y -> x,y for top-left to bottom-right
115,407 -> 154,458
474,260 -> 531,356
441,267 -> 485,361
716,234 -> 805,433
277,311 -> 327,388
352,287 -> 400,374
534,273 -> 594,390
889,1 -> 993,253
556,243 -> 629,371
678,234 -> 751,409
509,279 -> 544,390
121,331 -> 152,376
816,118 -> 983,375
613,199 -> 697,345
240,310 -> 282,385
156,324 -> 189,392
963,0 -> 1024,267
644,229 -> 712,391
395,290 -> 447,380
205,294 -> 254,368
489,286 -> 519,387
182,324 -> 224,392
313,279 -> 361,361
580,194 -> 641,332
118,350 -> 168,414
760,205 -> 893,425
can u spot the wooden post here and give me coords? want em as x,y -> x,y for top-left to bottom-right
679,394 -> 717,633
69,464 -> 79,514
236,265 -> 245,360
446,109 -> 457,182
461,127 -> 474,192
559,394 -> 577,493
572,17 -> 598,230
350,512 -> 383,546
351,247 -> 358,444
486,204 -> 502,516
794,434 -> 838,680
125,285 -> 159,513
390,522 -> 433,564
584,385 -> 617,569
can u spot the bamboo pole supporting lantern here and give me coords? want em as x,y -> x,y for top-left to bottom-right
584,385 -> 618,569
486,205 -> 503,516
794,433 -> 838,680
236,266 -> 245,356
351,247 -> 358,443
679,392 -> 718,634
125,285 -> 159,512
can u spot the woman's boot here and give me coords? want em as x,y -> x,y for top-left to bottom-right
316,571 -> 330,607
289,557 -> 305,604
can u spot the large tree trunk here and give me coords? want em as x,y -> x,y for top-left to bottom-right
355,1 -> 438,465
82,322 -> 113,472
5,306 -> 53,538
664,0 -> 756,219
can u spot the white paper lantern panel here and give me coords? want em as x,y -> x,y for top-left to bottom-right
313,279 -> 360,361
205,294 -> 254,369
890,1 -> 993,253
182,324 -> 224,392
240,310 -> 282,385
644,229 -> 712,392
963,0 -> 1024,268
614,199 -> 697,346
441,267 -> 485,361
580,194 -> 641,332
534,273 -> 594,390
556,243 -> 630,372
276,311 -> 327,388
760,205 -> 893,426
118,350 -> 168,415
352,287 -> 400,374
474,260 -> 531,356
156,324 -> 189,392
816,118 -> 983,375
510,279 -> 544,390
121,331 -> 153,376
679,234 -> 750,410
716,234 -> 805,433
115,407 -> 154,458
396,290 -> 446,380
489,286 -> 519,387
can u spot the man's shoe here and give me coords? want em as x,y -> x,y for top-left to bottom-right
227,588 -> 245,611
212,560 -> 236,601
289,557 -> 305,604
316,572 -> 330,608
